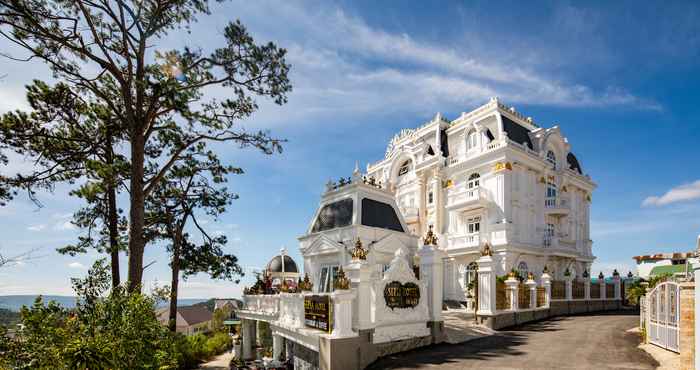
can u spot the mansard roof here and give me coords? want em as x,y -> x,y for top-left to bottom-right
501,115 -> 534,149
567,153 -> 583,174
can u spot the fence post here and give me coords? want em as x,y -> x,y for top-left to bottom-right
330,289 -> 355,338
612,270 -> 622,300
505,274 -> 519,311
477,252 -> 497,316
599,272 -> 606,300
345,257 -> 373,330
565,274 -> 573,300
584,277 -> 591,300
541,271 -> 552,307
526,276 -> 537,309
418,242 -> 447,322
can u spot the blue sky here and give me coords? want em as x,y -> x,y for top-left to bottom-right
1,0 -> 699,298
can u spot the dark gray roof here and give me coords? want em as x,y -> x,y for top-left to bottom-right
567,153 -> 583,174
501,115 -> 533,149
361,198 -> 404,232
311,198 -> 353,233
178,305 -> 212,326
267,255 -> 298,273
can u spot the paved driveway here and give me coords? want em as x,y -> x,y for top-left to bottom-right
369,311 -> 658,370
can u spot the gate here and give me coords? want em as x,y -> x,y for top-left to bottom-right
647,282 -> 680,352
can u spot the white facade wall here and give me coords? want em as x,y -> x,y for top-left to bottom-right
366,99 -> 597,302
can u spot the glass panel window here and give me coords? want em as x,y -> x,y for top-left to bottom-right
428,192 -> 434,204
319,265 -> 340,292
467,173 -> 480,189
467,216 -> 481,234
398,160 -> 411,176
546,150 -> 556,167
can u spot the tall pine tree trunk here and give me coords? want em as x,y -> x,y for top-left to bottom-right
127,133 -> 145,292
106,131 -> 120,288
168,231 -> 181,332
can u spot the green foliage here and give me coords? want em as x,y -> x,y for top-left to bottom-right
0,308 -> 20,327
172,332 -> 232,369
1,260 -> 179,369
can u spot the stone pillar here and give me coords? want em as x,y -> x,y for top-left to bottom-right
505,276 -> 519,311
679,282 -> 695,370
541,272 -> 552,307
477,254 -> 497,315
330,289 -> 355,338
613,275 -> 622,300
272,333 -> 284,361
241,319 -> 255,360
565,276 -> 573,301
418,243 -> 447,322
584,279 -> 591,300
345,260 -> 373,330
600,279 -> 606,300
526,278 -> 537,309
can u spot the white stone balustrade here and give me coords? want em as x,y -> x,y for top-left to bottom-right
277,293 -> 305,328
613,275 -> 621,300
477,254 -> 497,315
600,280 -> 606,300
243,294 -> 280,315
541,272 -> 552,307
418,243 -> 447,322
330,289 -> 355,338
565,275 -> 573,300
584,279 -> 591,300
526,279 -> 537,309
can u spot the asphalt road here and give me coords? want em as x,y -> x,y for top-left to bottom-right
368,311 -> 658,370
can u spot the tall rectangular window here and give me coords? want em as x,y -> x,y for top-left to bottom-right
467,216 -> 481,234
319,265 -> 340,293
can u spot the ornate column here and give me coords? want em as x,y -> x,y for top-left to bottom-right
477,244 -> 497,316
598,272 -> 606,300
525,274 -> 537,309
541,268 -> 552,308
241,319 -> 255,360
272,333 -> 284,361
505,272 -> 519,311
345,238 -> 373,330
612,269 -> 621,300
418,226 -> 447,322
330,269 -> 356,338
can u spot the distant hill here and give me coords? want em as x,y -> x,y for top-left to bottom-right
0,295 -> 208,312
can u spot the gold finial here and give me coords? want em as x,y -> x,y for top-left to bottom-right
279,279 -> 290,293
351,237 -> 368,260
423,225 -> 438,246
508,269 -> 518,279
480,242 -> 493,256
299,273 -> 313,291
543,265 -> 549,274
527,272 -> 535,281
333,266 -> 350,290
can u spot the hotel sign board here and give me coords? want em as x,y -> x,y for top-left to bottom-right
384,281 -> 420,309
304,295 -> 332,333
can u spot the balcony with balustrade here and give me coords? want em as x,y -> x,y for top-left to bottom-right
544,197 -> 570,217
447,233 -> 482,251
446,186 -> 489,211
399,206 -> 420,224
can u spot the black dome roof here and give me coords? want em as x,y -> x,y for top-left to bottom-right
267,255 -> 298,273
567,153 -> 583,174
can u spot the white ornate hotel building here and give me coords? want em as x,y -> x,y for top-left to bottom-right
364,98 -> 597,303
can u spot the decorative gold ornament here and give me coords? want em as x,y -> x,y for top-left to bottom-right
547,175 -> 555,181
423,225 -> 438,246
562,185 -> 568,193
539,176 -> 546,184
443,179 -> 454,188
493,162 -> 513,172
351,237 -> 368,260
480,242 -> 493,257
333,266 -> 350,290
299,273 -> 313,291
598,271 -> 605,279
586,194 -> 592,202
527,272 -> 535,281
279,279 -> 290,293
543,265 -> 549,274
508,269 -> 518,279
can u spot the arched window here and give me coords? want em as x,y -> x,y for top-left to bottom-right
517,261 -> 528,279
467,173 -> 480,189
467,131 -> 479,151
397,160 -> 412,176
546,150 -> 557,168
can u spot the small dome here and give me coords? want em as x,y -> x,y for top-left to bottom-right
267,255 -> 298,273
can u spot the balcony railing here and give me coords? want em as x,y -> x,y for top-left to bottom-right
544,197 -> 570,216
446,187 -> 488,210
447,233 -> 481,250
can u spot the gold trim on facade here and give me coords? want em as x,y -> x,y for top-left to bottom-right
333,266 -> 350,290
351,237 -> 368,260
423,225 -> 438,246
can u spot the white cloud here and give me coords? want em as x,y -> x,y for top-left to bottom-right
27,224 -> 46,232
53,221 -> 77,231
642,180 -> 700,207
68,261 -> 86,269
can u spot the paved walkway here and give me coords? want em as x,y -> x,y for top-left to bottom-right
442,309 -> 496,344
197,351 -> 233,370
369,311 -> 658,370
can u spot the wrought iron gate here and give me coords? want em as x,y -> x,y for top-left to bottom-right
647,282 -> 680,352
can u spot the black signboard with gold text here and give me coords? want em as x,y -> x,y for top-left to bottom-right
383,281 -> 421,309
304,295 -> 332,333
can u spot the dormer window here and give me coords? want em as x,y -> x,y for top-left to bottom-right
398,160 -> 412,176
546,150 -> 557,168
